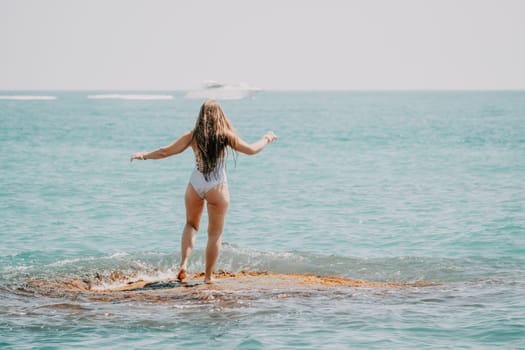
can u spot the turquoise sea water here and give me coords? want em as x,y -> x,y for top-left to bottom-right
1,91 -> 524,349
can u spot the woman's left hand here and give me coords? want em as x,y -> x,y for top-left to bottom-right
264,131 -> 277,144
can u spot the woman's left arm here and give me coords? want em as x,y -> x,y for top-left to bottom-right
130,131 -> 193,161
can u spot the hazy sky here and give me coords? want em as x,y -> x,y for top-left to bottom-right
1,0 -> 524,90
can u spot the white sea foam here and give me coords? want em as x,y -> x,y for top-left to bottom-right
108,252 -> 129,259
87,94 -> 174,100
89,268 -> 179,292
49,252 -> 129,267
0,95 -> 57,100
49,256 -> 96,267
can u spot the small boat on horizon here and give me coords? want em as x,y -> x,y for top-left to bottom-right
185,80 -> 261,100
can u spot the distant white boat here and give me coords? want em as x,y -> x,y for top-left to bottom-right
185,81 -> 260,100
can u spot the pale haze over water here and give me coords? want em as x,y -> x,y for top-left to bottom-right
1,0 -> 525,90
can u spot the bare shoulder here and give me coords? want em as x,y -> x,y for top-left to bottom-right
180,130 -> 193,142
184,130 -> 196,148
225,130 -> 239,143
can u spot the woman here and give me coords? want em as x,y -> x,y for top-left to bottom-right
130,100 -> 277,284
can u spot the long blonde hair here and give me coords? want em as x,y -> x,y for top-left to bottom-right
192,100 -> 238,180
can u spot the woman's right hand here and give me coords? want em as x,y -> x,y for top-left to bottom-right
264,131 -> 277,144
130,152 -> 146,162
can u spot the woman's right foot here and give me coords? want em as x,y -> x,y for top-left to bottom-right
177,268 -> 187,282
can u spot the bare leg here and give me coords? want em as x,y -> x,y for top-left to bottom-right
203,183 -> 230,283
178,184 -> 204,281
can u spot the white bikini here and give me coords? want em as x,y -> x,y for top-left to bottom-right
189,158 -> 227,199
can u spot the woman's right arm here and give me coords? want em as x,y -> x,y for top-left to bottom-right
232,131 -> 277,155
130,131 -> 193,161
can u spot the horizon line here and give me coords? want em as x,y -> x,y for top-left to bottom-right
1,88 -> 524,92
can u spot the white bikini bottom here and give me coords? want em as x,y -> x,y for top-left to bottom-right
189,167 -> 227,198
